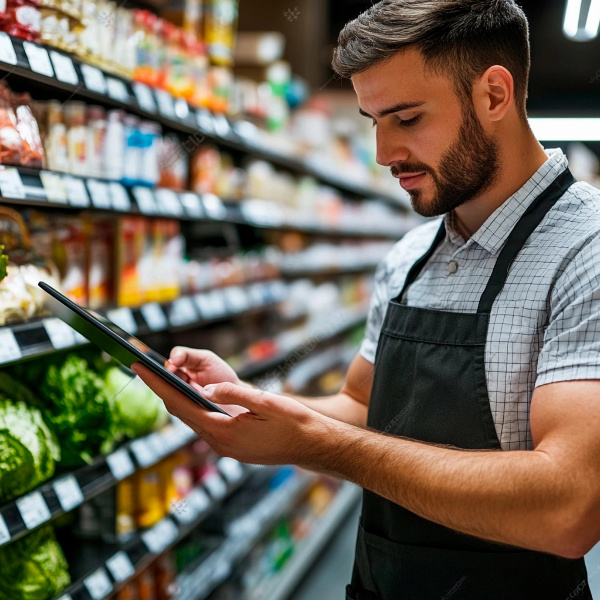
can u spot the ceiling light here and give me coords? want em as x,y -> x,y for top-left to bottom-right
585,0 -> 600,38
529,118 -> 600,141
564,0 -> 583,38
564,0 -> 600,40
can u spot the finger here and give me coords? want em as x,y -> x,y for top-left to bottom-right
170,347 -> 212,370
202,382 -> 272,413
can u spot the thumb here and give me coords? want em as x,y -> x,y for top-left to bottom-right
202,382 -> 270,414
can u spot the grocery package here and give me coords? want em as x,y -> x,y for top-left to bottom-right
0,525 -> 71,600
14,92 -> 45,168
52,216 -> 87,304
115,216 -> 149,307
85,216 -> 114,310
1,0 -> 42,43
0,83 -> 23,165
0,374 -> 60,501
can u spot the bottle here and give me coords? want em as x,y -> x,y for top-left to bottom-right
64,101 -> 88,176
86,106 -> 106,178
104,109 -> 125,181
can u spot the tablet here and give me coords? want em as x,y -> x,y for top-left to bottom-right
38,282 -> 231,417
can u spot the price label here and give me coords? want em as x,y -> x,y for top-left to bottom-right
17,491 -> 51,530
206,290 -> 226,318
188,487 -> 211,514
63,176 -> 90,207
23,42 -> 54,77
109,182 -> 131,211
146,432 -> 166,460
0,329 -> 22,364
43,318 -> 76,350
40,171 -> 67,203
0,32 -> 17,65
0,167 -> 25,199
130,438 -> 157,468
174,98 -> 190,121
73,331 -> 89,345
132,187 -> 158,215
106,551 -> 135,583
213,114 -> 231,138
49,51 -> 78,85
169,297 -> 198,328
140,303 -> 167,331
87,179 -> 111,209
158,518 -> 179,546
107,307 -> 137,334
180,192 -> 204,218
142,520 -> 177,554
0,514 -> 11,546
248,283 -> 266,307
81,63 -> 107,95
53,475 -> 84,511
84,568 -> 112,600
106,449 -> 135,481
57,595 -> 73,600
201,194 -> 227,220
218,458 -> 244,484
203,472 -> 227,500
196,110 -> 216,134
106,77 -> 130,103
223,287 -> 248,314
133,82 -> 156,113
155,189 -> 183,216
154,89 -> 176,119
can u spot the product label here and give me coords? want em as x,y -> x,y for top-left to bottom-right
87,179 -> 111,209
0,329 -> 22,364
106,307 -> 137,335
106,551 -> 135,583
43,318 -> 76,350
0,514 -> 10,546
133,82 -> 156,114
106,449 -> 135,481
81,64 -> 107,95
40,171 -> 67,204
0,167 -> 25,200
84,568 -> 112,600
53,475 -> 84,511
106,77 -> 130,104
16,491 -> 51,530
23,42 -> 53,77
132,187 -> 158,215
0,32 -> 17,66
49,51 -> 78,86
140,303 -> 167,331
15,6 -> 41,31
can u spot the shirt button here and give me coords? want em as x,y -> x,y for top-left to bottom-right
448,261 -> 459,275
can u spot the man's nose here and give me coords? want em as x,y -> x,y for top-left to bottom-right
375,126 -> 409,168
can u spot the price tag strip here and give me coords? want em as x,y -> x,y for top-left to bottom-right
106,448 -> 135,481
218,458 -> 244,484
43,318 -> 76,350
140,303 -> 167,331
203,472 -> 227,500
180,192 -> 204,218
40,171 -> 67,203
106,307 -> 137,335
132,187 -> 158,215
223,287 -> 249,314
84,568 -> 113,600
23,42 -> 54,77
154,89 -> 176,119
0,32 -> 18,65
63,176 -> 90,207
0,329 -> 22,364
130,438 -> 157,468
53,475 -> 84,511
0,513 -> 11,546
81,63 -> 107,95
16,491 -> 51,530
106,551 -> 135,583
168,297 -> 198,328
49,51 -> 78,85
87,179 -> 111,209
155,189 -> 183,216
133,82 -> 157,114
201,194 -> 227,220
0,167 -> 26,199
109,182 -> 132,211
142,518 -> 178,554
106,77 -> 130,103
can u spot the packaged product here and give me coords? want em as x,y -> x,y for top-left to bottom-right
86,105 -> 106,178
104,109 -> 125,181
138,120 -> 161,187
158,134 -> 188,191
85,216 -> 113,309
204,0 -> 238,66
122,114 -> 142,186
43,100 -> 69,173
64,101 -> 88,176
150,219 -> 182,303
135,467 -> 165,529
190,144 -> 221,195
0,83 -> 22,165
115,216 -> 148,307
2,0 -> 42,42
116,477 -> 136,542
13,92 -> 45,168
52,216 -> 87,304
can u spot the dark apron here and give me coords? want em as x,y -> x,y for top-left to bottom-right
348,169 -> 592,600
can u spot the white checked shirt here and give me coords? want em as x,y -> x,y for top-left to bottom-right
360,149 -> 600,451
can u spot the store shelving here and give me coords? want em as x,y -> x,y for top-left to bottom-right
0,34 -> 409,209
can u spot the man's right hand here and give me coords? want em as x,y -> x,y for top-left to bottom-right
167,347 -> 241,387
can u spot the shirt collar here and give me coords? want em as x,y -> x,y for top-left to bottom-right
444,148 -> 569,255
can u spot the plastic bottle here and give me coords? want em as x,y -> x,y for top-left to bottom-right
103,109 -> 125,181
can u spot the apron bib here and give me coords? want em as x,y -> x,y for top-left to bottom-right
348,169 -> 592,600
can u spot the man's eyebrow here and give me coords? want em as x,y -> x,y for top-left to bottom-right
359,102 -> 425,119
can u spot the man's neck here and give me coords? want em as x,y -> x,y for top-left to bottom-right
453,133 -> 549,240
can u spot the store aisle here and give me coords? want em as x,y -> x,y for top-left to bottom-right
289,502 -> 361,600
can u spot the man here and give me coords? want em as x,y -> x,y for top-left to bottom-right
134,1 -> 600,598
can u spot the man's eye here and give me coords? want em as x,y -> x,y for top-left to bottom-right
397,115 -> 422,127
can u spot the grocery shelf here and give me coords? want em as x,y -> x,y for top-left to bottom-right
250,482 -> 362,600
50,459 -> 257,600
280,264 -> 379,279
0,34 -> 409,209
0,280 -> 289,367
174,470 -> 316,600
0,419 -> 198,549
0,166 -> 405,240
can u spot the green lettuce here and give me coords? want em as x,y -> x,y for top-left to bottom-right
0,526 -> 71,600
0,245 -> 7,283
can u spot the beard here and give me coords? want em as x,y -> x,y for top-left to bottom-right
392,104 -> 501,218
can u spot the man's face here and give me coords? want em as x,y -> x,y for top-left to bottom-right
353,48 -> 500,218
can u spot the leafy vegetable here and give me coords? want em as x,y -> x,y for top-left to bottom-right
0,245 -> 7,283
0,393 -> 59,502
0,526 -> 71,600
104,366 -> 169,439
40,354 -> 114,466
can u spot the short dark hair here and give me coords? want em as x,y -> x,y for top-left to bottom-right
332,0 -> 531,120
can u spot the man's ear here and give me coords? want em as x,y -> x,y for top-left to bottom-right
475,65 -> 514,123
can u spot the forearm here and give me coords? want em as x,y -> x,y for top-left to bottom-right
310,420 -> 583,557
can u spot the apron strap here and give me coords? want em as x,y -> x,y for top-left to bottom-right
477,168 -> 576,314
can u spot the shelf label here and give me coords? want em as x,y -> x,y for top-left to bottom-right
0,514 -> 10,546
196,110 -> 216,134
223,287 -> 248,314
218,458 -> 244,483
248,283 -> 266,307
0,32 -> 17,65
43,318 -> 76,350
87,179 -> 111,209
53,475 -> 84,511
57,596 -> 72,600
213,114 -> 231,138
180,192 -> 204,218
155,189 -> 183,216
130,438 -> 157,468
106,77 -> 130,103
146,432 -> 166,460
132,187 -> 158,215
40,171 -> 67,203
17,491 -> 51,530
106,449 -> 135,481
81,63 -> 107,95
109,182 -> 131,211
84,568 -> 113,600
154,89 -> 176,119
63,176 -> 90,207
140,303 -> 167,331
188,487 -> 211,514
23,42 -> 54,77
174,98 -> 190,121
73,331 -> 89,345
106,307 -> 137,335
201,194 -> 227,220
203,472 -> 227,499
169,297 -> 198,328
133,82 -> 156,114
0,329 -> 22,364
0,167 -> 25,199
207,290 -> 226,317
142,519 -> 178,554
50,51 -> 78,85
106,551 -> 135,583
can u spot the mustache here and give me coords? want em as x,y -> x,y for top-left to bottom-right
391,164 -> 433,178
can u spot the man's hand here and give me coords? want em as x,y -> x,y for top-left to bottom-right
132,364 -> 332,466
166,346 -> 242,387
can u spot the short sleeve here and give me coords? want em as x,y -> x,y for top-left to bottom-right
536,233 -> 600,386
